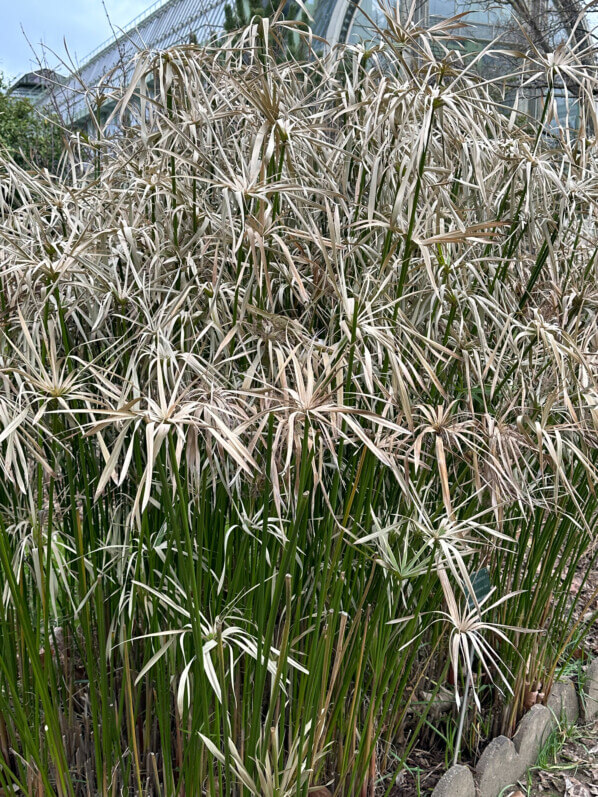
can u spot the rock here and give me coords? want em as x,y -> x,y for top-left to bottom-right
422,685 -> 455,721
512,704 -> 553,768
546,679 -> 579,724
582,658 -> 598,721
475,735 -> 525,797
431,764 -> 475,797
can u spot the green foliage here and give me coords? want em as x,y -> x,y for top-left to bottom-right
0,75 -> 60,170
224,0 -> 309,58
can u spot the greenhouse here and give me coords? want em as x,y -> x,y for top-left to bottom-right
21,0 -> 585,130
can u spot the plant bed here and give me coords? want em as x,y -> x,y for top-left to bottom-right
1,8 -> 598,796
431,659 -> 598,797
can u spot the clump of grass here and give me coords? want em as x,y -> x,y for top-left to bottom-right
0,7 -> 598,794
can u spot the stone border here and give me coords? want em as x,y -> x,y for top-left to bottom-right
431,658 -> 598,797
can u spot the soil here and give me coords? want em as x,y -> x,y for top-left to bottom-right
569,555 -> 598,658
521,719 -> 598,797
387,745 -> 448,794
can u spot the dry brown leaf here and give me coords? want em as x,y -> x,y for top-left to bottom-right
564,776 -> 592,797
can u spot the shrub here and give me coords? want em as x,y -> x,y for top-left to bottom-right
0,74 -> 60,171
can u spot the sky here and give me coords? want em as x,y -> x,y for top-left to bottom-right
2,1 -> 598,83
0,0 -> 155,81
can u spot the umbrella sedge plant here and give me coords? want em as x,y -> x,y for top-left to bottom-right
0,4 -> 597,794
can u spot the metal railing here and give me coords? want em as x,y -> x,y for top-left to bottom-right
75,0 -> 172,67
